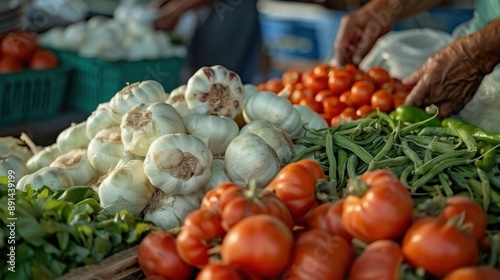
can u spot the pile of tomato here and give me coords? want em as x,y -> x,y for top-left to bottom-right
0,31 -> 59,73
137,160 -> 500,280
258,64 -> 410,126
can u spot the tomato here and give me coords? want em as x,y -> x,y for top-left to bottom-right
330,115 -> 342,127
29,49 -> 58,70
218,181 -> 294,230
176,209 -> 225,267
339,91 -> 353,107
356,105 -> 375,118
221,215 -> 293,278
282,69 -> 302,86
315,90 -> 335,103
196,263 -> 246,280
392,92 -> 407,108
440,196 -> 487,242
304,200 -> 352,241
323,96 -> 346,117
201,182 -> 241,210
402,217 -> 478,277
257,83 -> 267,91
289,86 -> 313,105
299,97 -> 323,113
265,78 -> 284,94
283,229 -> 353,280
350,80 -> 375,107
349,240 -> 403,280
368,66 -> 390,87
444,266 -> 500,280
303,70 -> 328,94
342,170 -> 414,243
339,107 -> 358,121
0,56 -> 23,73
266,159 -> 326,224
328,71 -> 351,96
370,89 -> 393,113
313,64 -> 332,78
138,231 -> 194,279
1,32 -> 38,62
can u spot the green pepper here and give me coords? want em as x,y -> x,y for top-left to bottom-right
442,118 -> 500,146
58,186 -> 99,204
475,141 -> 496,171
390,105 -> 441,127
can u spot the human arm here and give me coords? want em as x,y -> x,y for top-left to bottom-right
152,0 -> 214,31
403,18 -> 500,118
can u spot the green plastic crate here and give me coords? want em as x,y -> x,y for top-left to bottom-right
0,66 -> 70,125
53,50 -> 184,114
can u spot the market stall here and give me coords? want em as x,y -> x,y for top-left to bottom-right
2,0 -> 500,279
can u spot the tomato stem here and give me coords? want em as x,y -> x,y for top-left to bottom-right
414,197 -> 446,217
446,211 -> 474,234
316,180 -> 339,203
346,177 -> 369,197
244,179 -> 261,200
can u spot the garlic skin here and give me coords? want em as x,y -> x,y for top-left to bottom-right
243,84 -> 259,105
50,149 -> 98,185
98,159 -> 156,216
109,80 -> 167,124
0,137 -> 33,163
183,112 -> 239,156
57,121 -> 90,154
243,91 -> 304,138
121,102 -> 186,157
87,127 -> 138,174
184,65 -> 244,118
225,132 -> 281,187
293,105 -> 328,137
144,134 -> 213,195
86,102 -> 118,139
0,154 -> 27,179
240,120 -> 294,166
204,159 -> 231,193
26,144 -> 62,173
143,190 -> 200,230
16,167 -> 75,192
165,85 -> 190,118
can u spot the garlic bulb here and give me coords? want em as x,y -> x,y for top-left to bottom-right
98,159 -> 156,216
204,159 -> 231,193
121,102 -> 186,156
243,91 -> 304,138
50,149 -> 98,185
16,167 -> 75,192
243,84 -> 259,105
225,132 -> 281,186
240,120 -> 294,166
0,154 -> 27,179
294,105 -> 328,137
165,85 -> 190,117
26,144 -> 62,173
86,102 -> 118,139
143,190 -> 200,230
183,112 -> 239,156
144,134 -> 213,195
184,65 -> 244,118
87,127 -> 138,174
57,121 -> 90,154
0,137 -> 33,163
108,80 -> 167,124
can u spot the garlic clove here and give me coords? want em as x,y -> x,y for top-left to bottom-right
204,159 -> 232,193
166,85 -> 190,118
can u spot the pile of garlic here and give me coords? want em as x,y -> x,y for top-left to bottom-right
4,65 -> 327,230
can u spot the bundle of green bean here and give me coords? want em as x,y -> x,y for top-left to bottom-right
292,112 -> 500,224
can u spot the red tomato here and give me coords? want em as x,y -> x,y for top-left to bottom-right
289,86 -> 313,105
283,229 -> 353,280
265,78 -> 284,94
339,107 -> 358,121
29,49 -> 58,70
339,91 -> 354,107
330,115 -> 342,127
221,215 -> 293,278
196,263 -> 246,280
282,69 -> 302,86
303,70 -> 328,94
328,72 -> 352,96
402,217 -> 478,277
315,89 -> 335,103
313,64 -> 332,78
371,89 -> 393,113
257,83 -> 267,91
300,97 -> 323,113
351,80 -> 375,107
138,231 -> 194,279
440,196 -> 487,242
444,266 -> 500,280
305,200 -> 352,241
368,66 -> 390,87
392,92 -> 407,108
342,170 -> 414,243
356,105 -> 375,118
1,32 -> 38,62
323,96 -> 346,117
201,182 -> 241,210
0,56 -> 23,73
349,240 -> 403,280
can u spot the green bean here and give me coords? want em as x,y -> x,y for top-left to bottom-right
331,134 -> 374,164
400,165 -> 414,190
406,136 -> 457,154
438,173 -> 454,197
411,158 -> 474,190
315,153 -> 328,161
490,176 -> 500,189
300,136 -> 326,147
353,124 -> 382,146
337,150 -> 348,189
368,156 -> 410,171
377,109 -> 396,130
373,130 -> 397,162
413,149 -> 472,176
347,155 -> 359,180
389,164 -> 411,177
302,126 -> 329,137
356,163 -> 368,175
325,132 -> 337,182
336,118 -> 373,131
364,136 -> 385,151
418,127 -> 458,137
290,145 -> 323,162
400,109 -> 440,136
424,147 -> 432,163
350,124 -> 365,139
453,165 -> 478,178
478,167 -> 491,211
381,125 -> 393,135
401,139 -> 423,168
454,128 -> 477,153
496,153 -> 500,164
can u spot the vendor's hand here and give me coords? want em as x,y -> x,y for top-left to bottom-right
152,0 -> 182,31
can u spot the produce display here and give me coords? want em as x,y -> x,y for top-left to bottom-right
1,62 -> 500,279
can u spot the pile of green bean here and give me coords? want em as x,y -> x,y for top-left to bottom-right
292,112 -> 500,224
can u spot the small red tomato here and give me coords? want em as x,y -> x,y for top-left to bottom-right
339,107 -> 358,121
300,97 -> 323,113
351,80 -> 375,107
323,96 -> 346,117
328,72 -> 352,96
265,78 -> 284,94
313,64 -> 332,78
257,83 -> 267,91
339,91 -> 354,107
0,56 -> 23,73
356,105 -> 375,118
315,89 -> 335,103
303,70 -> 328,94
289,86 -> 314,105
282,69 -> 302,86
368,66 -> 391,87
1,31 -> 38,62
371,89 -> 393,113
393,92 -> 407,108
29,49 -> 59,70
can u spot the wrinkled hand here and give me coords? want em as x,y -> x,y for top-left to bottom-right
151,0 -> 182,31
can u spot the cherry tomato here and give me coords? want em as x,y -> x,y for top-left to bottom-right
368,66 -> 390,87
289,86 -> 313,105
339,91 -> 354,107
342,170 -> 414,243
1,31 -> 38,62
221,215 -> 293,278
299,97 -> 323,113
305,200 -> 352,241
315,89 -> 335,103
0,56 -> 23,73
138,231 -> 194,279
282,69 -> 302,86
313,64 -> 332,78
265,78 -> 284,94
328,71 -> 352,96
350,240 -> 403,280
444,266 -> 500,280
29,49 -> 58,70
356,105 -> 375,118
392,92 -> 407,108
402,217 -> 478,277
330,115 -> 342,127
257,83 -> 267,91
351,80 -> 375,107
440,196 -> 487,242
339,107 -> 358,121
371,89 -> 393,113
323,96 -> 347,117
303,70 -> 328,94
